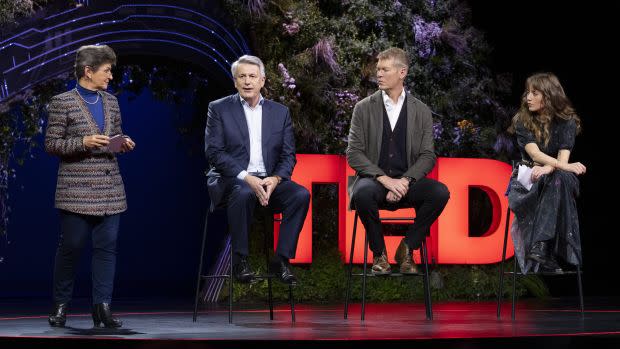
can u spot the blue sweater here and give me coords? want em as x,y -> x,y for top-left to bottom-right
76,84 -> 104,132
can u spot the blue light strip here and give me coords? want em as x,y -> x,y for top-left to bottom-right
236,29 -> 251,53
120,4 -> 245,54
1,4 -> 246,54
11,38 -> 232,81
5,29 -> 231,74
1,14 -> 241,59
104,39 -> 232,78
43,6 -> 81,21
5,68 -> 73,100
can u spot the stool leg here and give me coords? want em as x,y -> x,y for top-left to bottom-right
344,213 -> 359,319
267,275 -> 274,320
229,245 -> 233,324
361,226 -> 369,321
421,240 -> 433,320
289,285 -> 296,323
193,208 -> 210,322
577,264 -> 584,316
264,214 -> 274,320
497,207 -> 511,319
511,255 -> 517,320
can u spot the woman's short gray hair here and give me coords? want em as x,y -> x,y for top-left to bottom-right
231,55 -> 265,77
74,45 -> 117,79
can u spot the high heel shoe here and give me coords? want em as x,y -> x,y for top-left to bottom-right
527,241 -> 549,265
527,241 -> 563,273
48,303 -> 68,327
92,303 -> 122,328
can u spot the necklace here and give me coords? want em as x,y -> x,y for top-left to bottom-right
75,88 -> 100,105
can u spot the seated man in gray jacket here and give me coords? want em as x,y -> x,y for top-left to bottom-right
346,47 -> 450,275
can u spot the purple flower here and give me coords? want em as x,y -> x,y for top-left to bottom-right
282,11 -> 301,36
312,38 -> 341,73
453,126 -> 463,145
333,90 -> 359,137
246,0 -> 267,16
282,22 -> 300,35
441,30 -> 468,55
433,122 -> 444,140
493,133 -> 514,154
412,15 -> 442,59
334,90 -> 360,108
278,63 -> 297,91
393,0 -> 403,11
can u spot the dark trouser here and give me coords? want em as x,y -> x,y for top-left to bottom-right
224,178 -> 310,261
53,210 -> 120,305
352,177 -> 450,255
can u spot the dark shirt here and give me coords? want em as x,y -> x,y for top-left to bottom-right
515,117 -> 577,163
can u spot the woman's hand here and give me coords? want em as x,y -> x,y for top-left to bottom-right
562,162 -> 586,175
531,165 -> 554,182
120,137 -> 135,153
83,135 -> 109,148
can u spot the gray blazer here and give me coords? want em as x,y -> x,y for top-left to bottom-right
45,89 -> 127,216
346,90 -> 436,198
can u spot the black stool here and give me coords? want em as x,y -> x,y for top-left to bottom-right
496,163 -> 584,319
344,211 -> 433,320
193,205 -> 296,323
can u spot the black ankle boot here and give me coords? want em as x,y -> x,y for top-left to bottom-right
48,303 -> 68,327
92,303 -> 122,328
541,255 -> 564,274
527,241 -> 549,265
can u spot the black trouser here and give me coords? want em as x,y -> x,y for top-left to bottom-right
223,178 -> 310,261
53,210 -> 120,304
351,177 -> 450,255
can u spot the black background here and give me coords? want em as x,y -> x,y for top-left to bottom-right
469,0 -> 618,296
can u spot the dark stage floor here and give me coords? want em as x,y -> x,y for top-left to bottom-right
1,298 -> 620,348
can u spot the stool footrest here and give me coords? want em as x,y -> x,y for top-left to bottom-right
202,274 -> 230,279
503,270 -> 580,276
352,272 -> 425,277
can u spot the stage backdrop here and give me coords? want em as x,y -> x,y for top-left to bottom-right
0,86 -> 215,299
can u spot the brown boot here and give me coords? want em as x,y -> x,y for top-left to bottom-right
394,238 -> 419,274
371,250 -> 391,275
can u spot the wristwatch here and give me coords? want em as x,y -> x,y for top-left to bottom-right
403,176 -> 415,183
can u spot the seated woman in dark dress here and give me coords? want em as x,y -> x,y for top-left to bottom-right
508,72 -> 586,274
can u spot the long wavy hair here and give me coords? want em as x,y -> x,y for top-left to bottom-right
510,72 -> 581,147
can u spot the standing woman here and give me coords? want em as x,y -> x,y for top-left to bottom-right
45,45 -> 135,328
508,72 -> 586,274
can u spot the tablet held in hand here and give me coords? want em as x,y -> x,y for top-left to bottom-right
108,134 -> 129,153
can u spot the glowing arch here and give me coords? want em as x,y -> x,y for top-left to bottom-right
0,1 -> 250,101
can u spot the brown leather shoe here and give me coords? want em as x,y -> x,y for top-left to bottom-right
371,250 -> 391,275
394,238 -> 419,274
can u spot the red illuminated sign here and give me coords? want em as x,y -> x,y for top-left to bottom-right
272,155 -> 514,264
